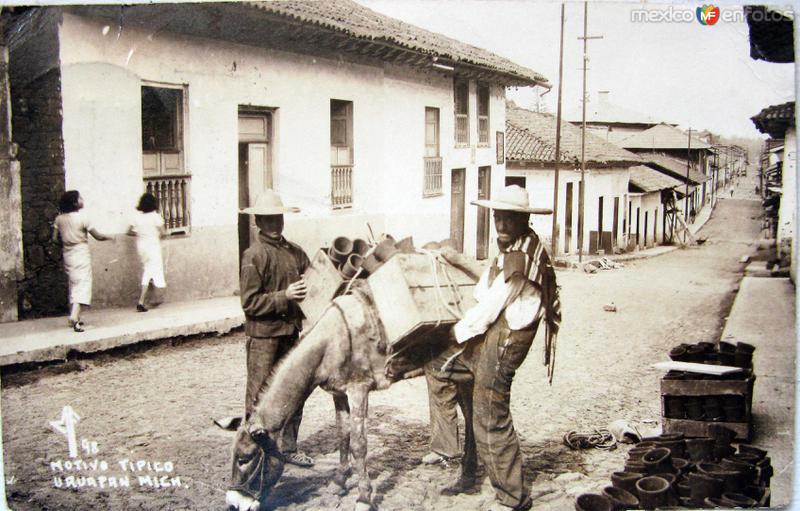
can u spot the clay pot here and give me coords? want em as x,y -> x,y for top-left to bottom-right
703,396 -> 724,421
374,238 -> 399,262
697,462 -> 745,494
663,397 -> 684,419
361,253 -> 382,274
708,425 -> 737,445
394,236 -> 415,253
723,404 -> 745,422
713,444 -> 736,460
575,493 -> 614,511
351,238 -> 370,256
720,492 -> 758,508
655,439 -> 686,459
668,346 -> 689,362
684,397 -> 704,420
736,341 -> 756,354
720,458 -> 756,486
734,351 -> 753,368
676,481 -> 691,498
627,448 -> 652,462
602,486 -> 639,510
611,472 -> 644,495
340,254 -> 364,279
636,476 -> 672,510
643,448 -> 672,475
685,438 -> 715,462
685,344 -> 707,363
697,341 -> 716,352
329,236 -> 354,263
718,352 -> 736,366
704,496 -> 728,507
624,460 -> 647,474
744,485 -> 769,505
688,472 -> 723,504
737,445 -> 767,460
671,457 -> 690,473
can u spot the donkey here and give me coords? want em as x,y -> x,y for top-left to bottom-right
226,285 -> 426,511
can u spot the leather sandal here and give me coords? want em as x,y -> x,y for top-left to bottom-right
284,451 -> 314,467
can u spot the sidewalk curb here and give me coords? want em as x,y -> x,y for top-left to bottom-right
1,315 -> 244,367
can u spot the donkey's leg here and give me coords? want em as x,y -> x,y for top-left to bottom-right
332,392 -> 352,491
347,384 -> 373,511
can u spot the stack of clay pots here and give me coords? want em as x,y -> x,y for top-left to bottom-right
662,341 -> 755,424
669,341 -> 755,369
325,234 -> 414,280
575,426 -> 772,510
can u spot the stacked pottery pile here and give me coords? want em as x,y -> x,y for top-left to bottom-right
575,426 -> 772,510
662,341 -> 755,423
326,234 -> 415,279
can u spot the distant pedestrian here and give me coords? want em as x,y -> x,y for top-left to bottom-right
128,192 -> 166,312
52,190 -> 113,332
730,188 -> 734,198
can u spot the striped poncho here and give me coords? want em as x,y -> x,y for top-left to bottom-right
503,229 -> 562,384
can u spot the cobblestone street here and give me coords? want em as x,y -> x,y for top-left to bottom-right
2,190 -> 785,510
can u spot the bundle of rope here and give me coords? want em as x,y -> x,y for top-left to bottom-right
562,429 -> 617,451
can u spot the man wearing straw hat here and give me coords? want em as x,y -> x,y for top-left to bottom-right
237,189 -> 314,468
426,185 -> 561,511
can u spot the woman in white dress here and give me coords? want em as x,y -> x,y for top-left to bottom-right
128,192 -> 167,311
52,190 -> 113,332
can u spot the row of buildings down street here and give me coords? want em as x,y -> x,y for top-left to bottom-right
0,1 -> 768,325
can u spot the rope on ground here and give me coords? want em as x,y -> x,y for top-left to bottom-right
562,429 -> 617,451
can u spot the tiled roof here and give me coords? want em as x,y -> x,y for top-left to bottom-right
242,0 -> 549,86
628,165 -> 685,193
751,101 -> 795,138
566,99 -> 664,126
642,153 -> 711,185
620,123 -> 711,150
505,104 -> 641,167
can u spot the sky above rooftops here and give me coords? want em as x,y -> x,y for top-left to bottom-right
357,0 -> 795,139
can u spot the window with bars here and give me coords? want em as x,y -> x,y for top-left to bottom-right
141,84 -> 190,233
454,79 -> 469,146
331,99 -> 354,208
424,107 -> 442,197
477,83 -> 490,145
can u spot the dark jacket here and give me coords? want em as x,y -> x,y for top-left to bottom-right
240,232 -> 310,338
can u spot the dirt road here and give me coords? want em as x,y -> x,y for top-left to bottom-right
2,193 -> 770,510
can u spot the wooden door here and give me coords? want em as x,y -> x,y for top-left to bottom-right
238,112 -> 272,263
476,166 -> 491,259
598,196 -> 604,235
565,182 -> 573,253
644,210 -> 649,247
450,169 -> 466,252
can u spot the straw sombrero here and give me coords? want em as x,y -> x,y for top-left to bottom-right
471,185 -> 552,215
239,190 -> 300,215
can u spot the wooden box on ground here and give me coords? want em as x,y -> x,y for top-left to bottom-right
367,253 -> 477,350
299,249 -> 344,327
661,376 -> 755,441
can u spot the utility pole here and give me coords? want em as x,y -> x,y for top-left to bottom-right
684,128 -> 692,244
551,3 -> 565,258
578,1 -> 603,262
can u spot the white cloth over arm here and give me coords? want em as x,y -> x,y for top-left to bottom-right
453,254 -> 543,343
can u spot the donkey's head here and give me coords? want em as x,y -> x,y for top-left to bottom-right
230,424 -> 286,507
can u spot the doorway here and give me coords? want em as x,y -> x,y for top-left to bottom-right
476,166 -> 491,259
238,110 -> 273,263
450,168 -> 466,252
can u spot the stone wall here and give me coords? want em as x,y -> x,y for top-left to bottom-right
11,67 -> 67,318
